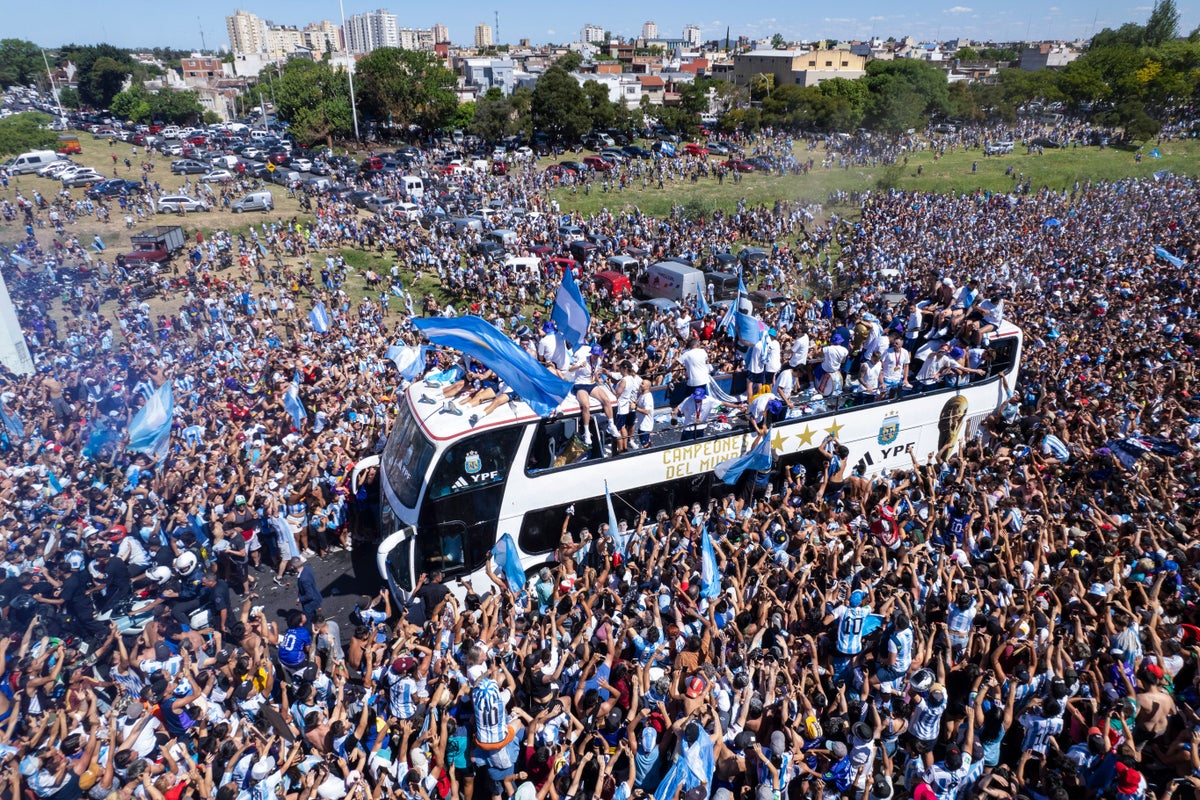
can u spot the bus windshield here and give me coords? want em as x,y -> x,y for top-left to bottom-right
382,402 -> 434,509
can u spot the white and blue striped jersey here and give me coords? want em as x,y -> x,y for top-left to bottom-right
909,695 -> 946,742
833,605 -> 871,655
471,678 -> 509,745
1018,713 -> 1063,754
888,628 -> 914,673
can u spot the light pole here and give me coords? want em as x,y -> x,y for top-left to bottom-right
338,0 -> 361,143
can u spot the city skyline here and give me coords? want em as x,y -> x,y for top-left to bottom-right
6,0 -> 1195,51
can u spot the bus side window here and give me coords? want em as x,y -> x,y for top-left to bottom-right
527,418 -> 580,472
990,340 -> 1016,376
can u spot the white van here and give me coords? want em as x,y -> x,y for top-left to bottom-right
7,150 -> 61,175
231,190 -> 274,213
401,175 -> 424,200
210,154 -> 239,169
638,261 -> 707,303
504,256 -> 542,277
249,130 -> 270,141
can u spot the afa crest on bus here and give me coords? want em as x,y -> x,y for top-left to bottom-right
877,413 -> 900,446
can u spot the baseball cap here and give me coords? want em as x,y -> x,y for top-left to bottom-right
685,675 -> 706,698
850,590 -> 866,607
590,344 -> 603,356
949,346 -> 965,359
829,741 -> 848,759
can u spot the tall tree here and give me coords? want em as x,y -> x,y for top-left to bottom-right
271,60 -> 353,146
471,88 -> 514,141
771,33 -> 787,50
1145,0 -> 1180,45
531,65 -> 589,142
353,48 -> 457,133
0,39 -> 42,89
61,44 -> 135,108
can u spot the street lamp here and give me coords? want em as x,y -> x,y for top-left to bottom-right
338,0 -> 361,143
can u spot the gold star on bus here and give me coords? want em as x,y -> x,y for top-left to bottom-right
771,430 -> 789,453
825,419 -> 844,439
795,424 -> 817,447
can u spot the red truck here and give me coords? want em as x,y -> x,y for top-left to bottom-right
120,225 -> 186,265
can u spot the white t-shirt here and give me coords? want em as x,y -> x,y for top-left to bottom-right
821,344 -> 849,373
789,334 -> 811,367
678,346 -> 710,387
538,331 -> 568,371
636,392 -> 655,433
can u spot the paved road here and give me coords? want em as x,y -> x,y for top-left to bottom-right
253,541 -> 385,628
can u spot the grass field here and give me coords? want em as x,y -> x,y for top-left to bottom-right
546,138 -> 1200,218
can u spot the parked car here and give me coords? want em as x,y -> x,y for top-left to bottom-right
200,169 -> 235,184
61,171 -> 105,188
724,159 -> 755,172
364,195 -> 397,214
543,163 -> 576,178
291,157 -> 313,172
683,143 -> 709,157
582,156 -> 613,172
86,179 -> 144,199
157,195 -> 211,213
170,159 -> 207,175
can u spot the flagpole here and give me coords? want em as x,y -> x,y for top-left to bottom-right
338,0 -> 360,143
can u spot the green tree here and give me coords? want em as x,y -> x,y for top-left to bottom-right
0,111 -> 57,155
863,59 -> 949,133
818,77 -> 870,129
510,86 -> 534,137
448,101 -> 476,130
62,44 -> 135,108
471,88 -> 514,141
771,33 -> 787,50
0,39 -> 42,89
556,51 -> 583,72
1145,0 -> 1180,46
1090,23 -> 1146,50
581,80 -> 615,131
354,48 -> 458,133
955,46 -> 980,61
110,86 -> 152,122
151,89 -> 204,125
56,86 -> 80,109
531,65 -> 589,142
272,59 -> 353,146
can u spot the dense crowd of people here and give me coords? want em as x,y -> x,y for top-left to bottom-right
0,125 -> 1198,800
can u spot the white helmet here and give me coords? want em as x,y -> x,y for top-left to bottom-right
173,552 -> 198,576
147,566 -> 172,584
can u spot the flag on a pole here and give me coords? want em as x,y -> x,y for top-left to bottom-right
605,480 -> 627,558
700,526 -> 720,598
1149,148 -> 1162,159
1155,246 -> 1185,268
0,403 -> 23,439
283,381 -> 306,431
713,432 -> 772,485
491,532 -> 526,593
551,267 -> 591,349
385,344 -> 428,382
308,302 -> 331,334
127,382 -> 174,462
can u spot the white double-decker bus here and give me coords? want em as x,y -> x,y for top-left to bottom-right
368,323 -> 1022,598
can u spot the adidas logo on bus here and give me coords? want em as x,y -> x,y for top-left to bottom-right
451,476 -> 470,490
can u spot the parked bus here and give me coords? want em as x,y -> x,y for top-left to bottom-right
371,323 -> 1023,599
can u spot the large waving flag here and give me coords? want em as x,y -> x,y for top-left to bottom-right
736,311 -> 767,345
654,726 -> 715,800
127,382 -> 174,462
713,432 -> 772,485
0,403 -> 24,439
308,302 -> 331,334
551,267 -> 591,349
1155,246 -> 1185,268
412,316 -> 573,416
283,381 -> 306,431
700,526 -> 720,598
492,533 -> 527,593
385,344 -> 428,382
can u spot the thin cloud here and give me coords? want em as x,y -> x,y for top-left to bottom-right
945,5 -> 973,13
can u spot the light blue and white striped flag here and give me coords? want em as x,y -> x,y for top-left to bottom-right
308,302 -> 331,334
551,267 -> 591,349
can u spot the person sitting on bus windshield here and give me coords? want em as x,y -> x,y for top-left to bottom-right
565,343 -> 620,447
673,387 -> 723,441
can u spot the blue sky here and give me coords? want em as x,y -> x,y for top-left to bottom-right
9,0 -> 1196,51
